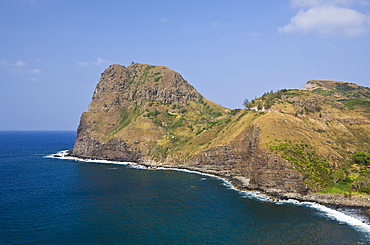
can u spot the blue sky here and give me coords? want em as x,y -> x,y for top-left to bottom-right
1,0 -> 370,130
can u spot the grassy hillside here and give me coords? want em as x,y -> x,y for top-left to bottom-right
77,64 -> 370,195
242,81 -> 370,193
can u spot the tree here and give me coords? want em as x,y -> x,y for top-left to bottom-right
257,102 -> 263,111
352,151 -> 370,165
243,98 -> 251,109
264,101 -> 271,109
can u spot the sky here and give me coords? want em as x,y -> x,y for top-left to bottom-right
1,0 -> 370,130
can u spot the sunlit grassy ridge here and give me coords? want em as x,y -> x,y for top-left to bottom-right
82,64 -> 370,194
242,81 -> 370,194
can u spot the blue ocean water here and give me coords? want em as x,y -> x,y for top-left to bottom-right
0,131 -> 369,244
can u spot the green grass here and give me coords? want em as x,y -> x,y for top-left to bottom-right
154,76 -> 162,82
266,140 -> 334,191
114,107 -> 141,133
320,181 -> 353,195
312,88 -> 334,97
341,100 -> 370,110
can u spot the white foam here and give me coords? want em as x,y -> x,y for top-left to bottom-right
240,190 -> 271,202
307,202 -> 370,234
240,191 -> 370,234
48,150 -> 370,235
45,150 -> 74,160
249,196 -> 370,234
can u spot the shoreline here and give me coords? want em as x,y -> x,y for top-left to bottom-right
138,160 -> 370,208
52,151 -> 370,226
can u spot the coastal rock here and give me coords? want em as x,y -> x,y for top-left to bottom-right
186,126 -> 307,193
88,64 -> 201,112
70,63 -> 370,206
281,193 -> 370,208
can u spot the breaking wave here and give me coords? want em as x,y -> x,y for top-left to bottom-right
48,150 -> 370,236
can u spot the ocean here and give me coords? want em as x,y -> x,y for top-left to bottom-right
0,131 -> 369,244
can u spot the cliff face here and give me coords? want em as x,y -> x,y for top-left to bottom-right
70,63 -> 370,196
88,64 -> 201,112
186,126 -> 307,193
71,63 -> 202,162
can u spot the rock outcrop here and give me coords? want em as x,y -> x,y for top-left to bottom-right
70,63 -> 370,204
88,64 -> 201,112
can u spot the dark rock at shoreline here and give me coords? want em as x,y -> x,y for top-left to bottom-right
70,63 -> 370,208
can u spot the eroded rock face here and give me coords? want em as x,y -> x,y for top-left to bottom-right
71,133 -> 141,162
187,126 -> 307,194
70,113 -> 142,161
88,64 -> 202,112
70,63 -> 309,195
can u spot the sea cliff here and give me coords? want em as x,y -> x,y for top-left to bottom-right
70,63 -> 370,207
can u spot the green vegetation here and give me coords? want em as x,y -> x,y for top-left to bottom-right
266,140 -> 334,190
144,109 -> 161,117
85,64 -> 370,197
229,109 -> 241,116
146,65 -> 155,70
311,81 -> 370,100
352,151 -> 370,166
147,141 -> 168,162
341,99 -> 370,110
320,181 -> 353,195
139,65 -> 155,82
154,76 -> 162,83
332,151 -> 370,195
335,82 -> 356,93
115,107 -> 141,133
312,88 -> 334,97
267,140 -> 370,194
352,171 -> 370,194
244,89 -> 296,110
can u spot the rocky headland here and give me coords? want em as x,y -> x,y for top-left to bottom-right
69,63 -> 370,209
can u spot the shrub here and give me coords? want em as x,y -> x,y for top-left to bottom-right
154,76 -> 162,83
266,140 -> 334,190
351,170 -> 370,193
352,151 -> 370,166
230,109 -> 240,116
179,108 -> 187,114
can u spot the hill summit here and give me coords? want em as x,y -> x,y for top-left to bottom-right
70,63 -> 370,205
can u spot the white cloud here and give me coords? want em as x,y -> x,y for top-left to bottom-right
77,61 -> 88,67
279,0 -> 370,37
159,18 -> 168,23
93,58 -> 109,65
30,78 -> 40,83
0,60 -> 41,74
0,60 -> 27,68
15,60 -> 27,67
291,0 -> 356,7
28,68 -> 41,74
0,60 -> 9,67
78,58 -> 110,67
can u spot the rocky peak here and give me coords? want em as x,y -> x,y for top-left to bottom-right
300,80 -> 370,100
88,63 -> 202,112
299,80 -> 318,91
71,63 -> 370,200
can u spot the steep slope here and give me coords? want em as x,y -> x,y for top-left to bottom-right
71,63 -> 229,161
301,80 -> 370,100
70,64 -> 370,201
